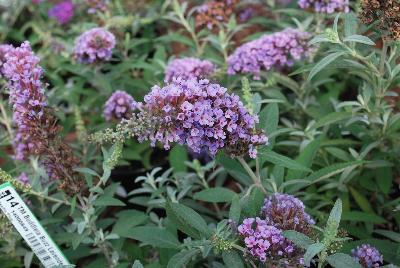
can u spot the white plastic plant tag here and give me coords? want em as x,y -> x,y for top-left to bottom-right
0,182 -> 71,268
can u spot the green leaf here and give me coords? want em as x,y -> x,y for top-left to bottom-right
376,167 -> 392,194
344,13 -> 358,37
222,251 -> 244,268
305,161 -> 365,183
216,154 -> 251,185
374,229 -> 400,243
132,260 -> 144,268
343,35 -> 375,46
74,167 -> 100,177
229,195 -> 241,223
283,230 -> 314,249
326,253 -> 363,268
259,103 -> 279,136
333,13 -> 340,34
167,249 -> 200,268
169,145 -> 188,172
349,186 -> 374,213
341,211 -> 387,224
287,137 -> 323,180
271,73 -> 300,93
311,111 -> 353,130
327,199 -> 342,228
308,52 -> 346,81
93,196 -> 126,207
304,243 -> 325,266
125,226 -> 180,249
194,187 -> 236,203
113,210 -> 149,236
241,187 -> 265,217
260,150 -> 312,172
166,202 -> 211,239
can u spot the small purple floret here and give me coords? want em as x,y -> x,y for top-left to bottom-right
17,172 -> 30,185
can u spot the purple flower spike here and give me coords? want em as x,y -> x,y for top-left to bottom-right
227,28 -> 315,79
48,0 -> 74,25
352,244 -> 383,268
298,0 -> 349,14
262,193 -> 315,235
238,217 -> 300,263
74,27 -> 116,64
2,41 -> 47,160
139,78 -> 268,158
103,90 -> 138,121
165,58 -> 215,82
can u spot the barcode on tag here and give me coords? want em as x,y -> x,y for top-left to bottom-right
0,182 -> 71,268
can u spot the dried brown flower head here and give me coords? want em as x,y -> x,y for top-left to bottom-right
195,0 -> 238,30
360,0 -> 400,40
20,109 -> 85,196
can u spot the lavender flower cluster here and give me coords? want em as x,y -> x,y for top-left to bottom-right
352,244 -> 383,268
227,28 -> 314,79
74,27 -> 116,64
138,78 -> 267,158
2,41 -> 47,160
48,0 -> 74,25
237,193 -> 313,264
262,193 -> 315,234
238,217 -> 302,264
103,90 -> 138,121
298,0 -> 349,14
164,58 -> 215,82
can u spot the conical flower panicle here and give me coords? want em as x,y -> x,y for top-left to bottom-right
2,42 -> 84,195
237,217 -> 304,266
103,90 -> 138,121
228,28 -> 315,79
262,193 -> 315,235
74,27 -> 116,63
352,244 -> 383,268
138,78 -> 267,158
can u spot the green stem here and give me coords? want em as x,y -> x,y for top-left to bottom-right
28,190 -> 71,206
255,158 -> 260,180
89,222 -> 115,268
379,39 -> 389,75
76,171 -> 117,267
237,157 -> 266,194
231,243 -> 246,252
